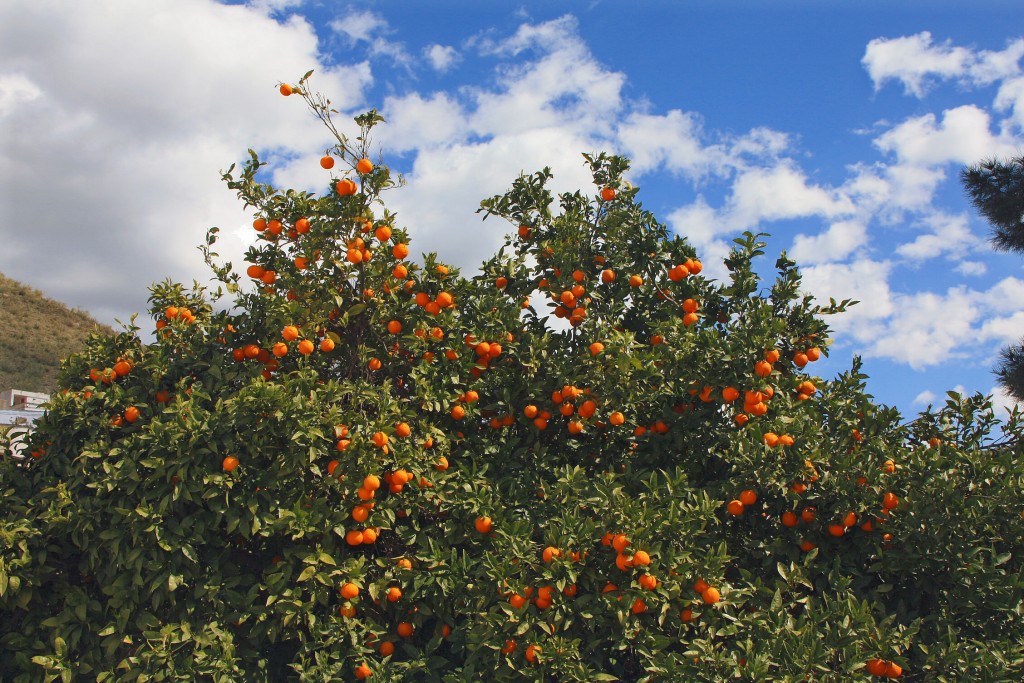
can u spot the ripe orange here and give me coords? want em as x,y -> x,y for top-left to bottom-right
379,641 -> 395,656
739,489 -> 758,506
727,500 -> 745,516
639,573 -> 658,590
866,659 -> 887,676
387,320 -> 402,334
600,187 -> 616,201
397,622 -> 414,638
525,644 -> 541,663
392,243 -> 410,259
222,456 -> 239,472
828,524 -> 846,537
589,341 -> 605,356
629,274 -> 643,287
781,511 -> 798,527
297,339 -> 314,355
124,406 -> 140,423
701,587 -> 720,604
451,405 -> 466,420
319,155 -> 334,169
280,83 -> 293,96
356,158 -> 374,174
754,360 -> 772,377
335,178 -> 358,195
386,586 -> 402,602
319,338 -> 335,352
631,597 -> 648,614
601,268 -> 616,283
632,550 -> 651,566
340,582 -> 359,600
882,492 -> 899,509
354,663 -> 372,679
475,516 -> 492,533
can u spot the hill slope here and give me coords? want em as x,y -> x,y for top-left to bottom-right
0,272 -> 113,395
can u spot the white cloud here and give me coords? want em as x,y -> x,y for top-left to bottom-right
894,212 -> 979,261
379,92 -> 467,152
875,105 -> 1017,167
863,32 -> 1024,97
994,75 -> 1024,128
990,384 -> 1024,416
724,162 -> 855,228
0,73 -> 41,116
617,110 -> 719,178
330,9 -> 388,44
790,220 -> 867,265
801,260 -> 896,346
956,260 -> 988,276
800,274 -> 1024,371
424,44 -> 460,72
0,0 -> 371,324
913,390 -> 937,406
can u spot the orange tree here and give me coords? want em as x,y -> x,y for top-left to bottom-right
2,75 -> 1023,682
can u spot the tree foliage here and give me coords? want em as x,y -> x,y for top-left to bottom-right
3,78 -> 1023,682
961,155 -> 1024,402
961,155 -> 1024,254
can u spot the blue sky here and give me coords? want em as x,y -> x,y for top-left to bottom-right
1,0 -> 1023,418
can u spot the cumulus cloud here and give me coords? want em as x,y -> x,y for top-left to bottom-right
894,212 -> 979,261
913,390 -> 937,406
790,220 -> 867,265
863,32 -> 1024,97
724,163 -> 856,228
0,0 -> 370,324
874,105 -> 1018,166
617,110 -> 722,178
424,44 -> 460,72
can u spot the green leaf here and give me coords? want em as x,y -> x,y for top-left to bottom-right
297,566 -> 317,582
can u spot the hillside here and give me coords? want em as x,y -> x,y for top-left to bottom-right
0,272 -> 113,395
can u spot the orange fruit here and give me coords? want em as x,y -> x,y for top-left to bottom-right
727,500 -> 745,516
589,341 -> 605,356
754,360 -> 772,377
386,586 -> 402,602
600,187 -> 616,201
319,338 -> 335,352
866,659 -> 887,676
392,243 -> 410,259
525,644 -> 541,663
280,83 -> 293,96
124,406 -> 140,423
319,155 -> 334,169
356,158 -> 374,174
638,573 -> 658,590
297,339 -> 315,355
387,320 -> 402,334
629,274 -> 643,287
397,622 -> 414,638
612,534 -> 629,553
340,582 -> 359,600
335,178 -> 358,195
222,456 -> 239,472
354,663 -> 371,679
632,550 -> 651,566
601,268 -> 616,283
379,641 -> 395,656
701,587 -> 720,604
475,516 -> 492,533
781,511 -> 798,527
